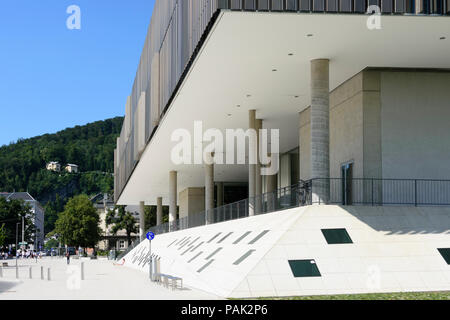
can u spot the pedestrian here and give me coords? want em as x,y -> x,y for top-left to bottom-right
66,251 -> 70,265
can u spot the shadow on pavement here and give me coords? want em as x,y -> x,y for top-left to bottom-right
0,280 -> 20,294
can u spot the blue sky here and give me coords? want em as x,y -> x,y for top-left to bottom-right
0,0 -> 155,146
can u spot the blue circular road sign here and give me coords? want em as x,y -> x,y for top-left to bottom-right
146,232 -> 155,241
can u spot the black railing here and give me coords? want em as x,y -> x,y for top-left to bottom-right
116,183 -> 302,260
309,178 -> 450,206
116,177 -> 450,260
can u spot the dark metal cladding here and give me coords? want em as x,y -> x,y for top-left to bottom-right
381,0 -> 394,13
326,0 -> 339,12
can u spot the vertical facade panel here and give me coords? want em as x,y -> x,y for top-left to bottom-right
416,0 -> 431,13
381,0 -> 394,12
313,0 -> 325,11
326,0 -> 339,11
395,0 -> 406,12
285,0 -> 299,11
354,0 -> 366,12
244,0 -> 257,10
340,0 -> 353,11
405,0 -> 416,12
430,0 -> 443,13
271,0 -> 284,10
258,0 -> 271,10
231,0 -> 242,9
299,0 -> 312,11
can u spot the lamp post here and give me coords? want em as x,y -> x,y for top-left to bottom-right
15,222 -> 20,271
21,216 -> 24,255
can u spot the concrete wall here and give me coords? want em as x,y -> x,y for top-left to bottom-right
179,187 -> 205,219
328,70 -> 382,180
380,71 -> 450,180
300,70 -> 379,181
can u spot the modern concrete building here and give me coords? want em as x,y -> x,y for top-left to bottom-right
0,192 -> 45,251
114,1 -> 450,297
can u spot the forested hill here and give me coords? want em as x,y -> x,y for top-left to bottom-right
0,117 -> 124,234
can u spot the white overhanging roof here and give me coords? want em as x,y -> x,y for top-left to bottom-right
117,12 -> 450,205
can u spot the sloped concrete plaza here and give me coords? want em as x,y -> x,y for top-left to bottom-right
0,257 -> 221,300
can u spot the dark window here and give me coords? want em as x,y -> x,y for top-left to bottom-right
288,260 -> 322,277
321,229 -> 353,244
438,248 -> 450,264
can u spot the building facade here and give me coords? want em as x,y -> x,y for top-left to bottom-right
112,1 -> 450,298
65,164 -> 79,173
92,194 -> 139,251
46,161 -> 61,172
0,192 -> 45,250
114,0 -> 450,222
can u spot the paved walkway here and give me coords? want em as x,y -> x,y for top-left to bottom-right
0,257 -> 222,300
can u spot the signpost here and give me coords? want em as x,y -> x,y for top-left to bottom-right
146,232 -> 155,281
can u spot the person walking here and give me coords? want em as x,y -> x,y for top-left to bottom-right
66,251 -> 70,265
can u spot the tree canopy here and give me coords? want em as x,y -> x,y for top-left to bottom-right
0,224 -> 6,248
0,197 -> 35,249
106,206 -> 138,246
0,117 -> 123,237
55,195 -> 101,248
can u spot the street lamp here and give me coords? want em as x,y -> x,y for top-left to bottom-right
15,222 -> 20,268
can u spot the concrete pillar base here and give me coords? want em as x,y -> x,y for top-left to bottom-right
310,59 -> 330,204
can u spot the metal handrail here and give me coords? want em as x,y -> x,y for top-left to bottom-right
116,177 -> 450,260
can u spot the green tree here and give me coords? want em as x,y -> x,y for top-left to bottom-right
106,206 -> 138,246
44,238 -> 59,250
55,195 -> 101,250
0,197 -> 35,246
144,205 -> 169,230
0,224 -> 6,248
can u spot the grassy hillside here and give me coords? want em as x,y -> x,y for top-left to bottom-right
0,117 -> 123,234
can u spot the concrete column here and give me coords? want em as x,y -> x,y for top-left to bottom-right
205,153 -> 214,224
266,155 -> 278,212
255,119 -> 262,214
248,110 -> 256,216
156,197 -> 163,226
169,171 -> 177,230
139,201 -> 146,241
216,182 -> 224,207
310,59 -> 330,204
